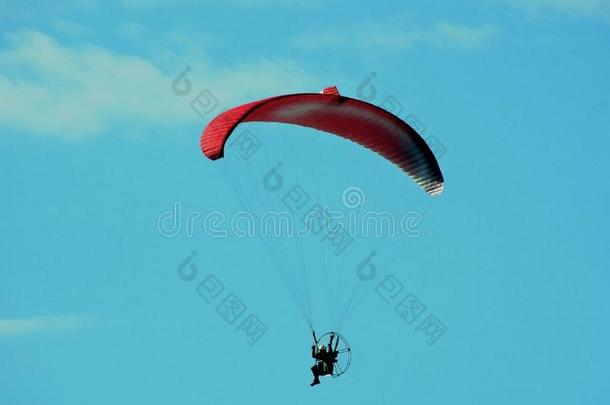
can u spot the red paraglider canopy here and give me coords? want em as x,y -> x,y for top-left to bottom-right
200,86 -> 444,196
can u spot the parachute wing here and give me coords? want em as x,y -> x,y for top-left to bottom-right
200,86 -> 444,196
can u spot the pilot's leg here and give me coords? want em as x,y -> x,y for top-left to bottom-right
310,365 -> 320,386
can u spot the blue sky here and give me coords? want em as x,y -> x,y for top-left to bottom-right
2,0 -> 610,404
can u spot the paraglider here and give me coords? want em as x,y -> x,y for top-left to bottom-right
199,86 -> 444,385
200,86 -> 444,196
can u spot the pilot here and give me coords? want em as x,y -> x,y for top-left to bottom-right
310,332 -> 339,386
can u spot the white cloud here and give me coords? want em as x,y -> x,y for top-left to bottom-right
118,0 -> 316,8
0,315 -> 94,337
0,30 -> 319,139
113,21 -> 147,41
435,22 -> 498,48
292,19 -> 498,52
51,19 -> 92,37
505,0 -> 610,19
